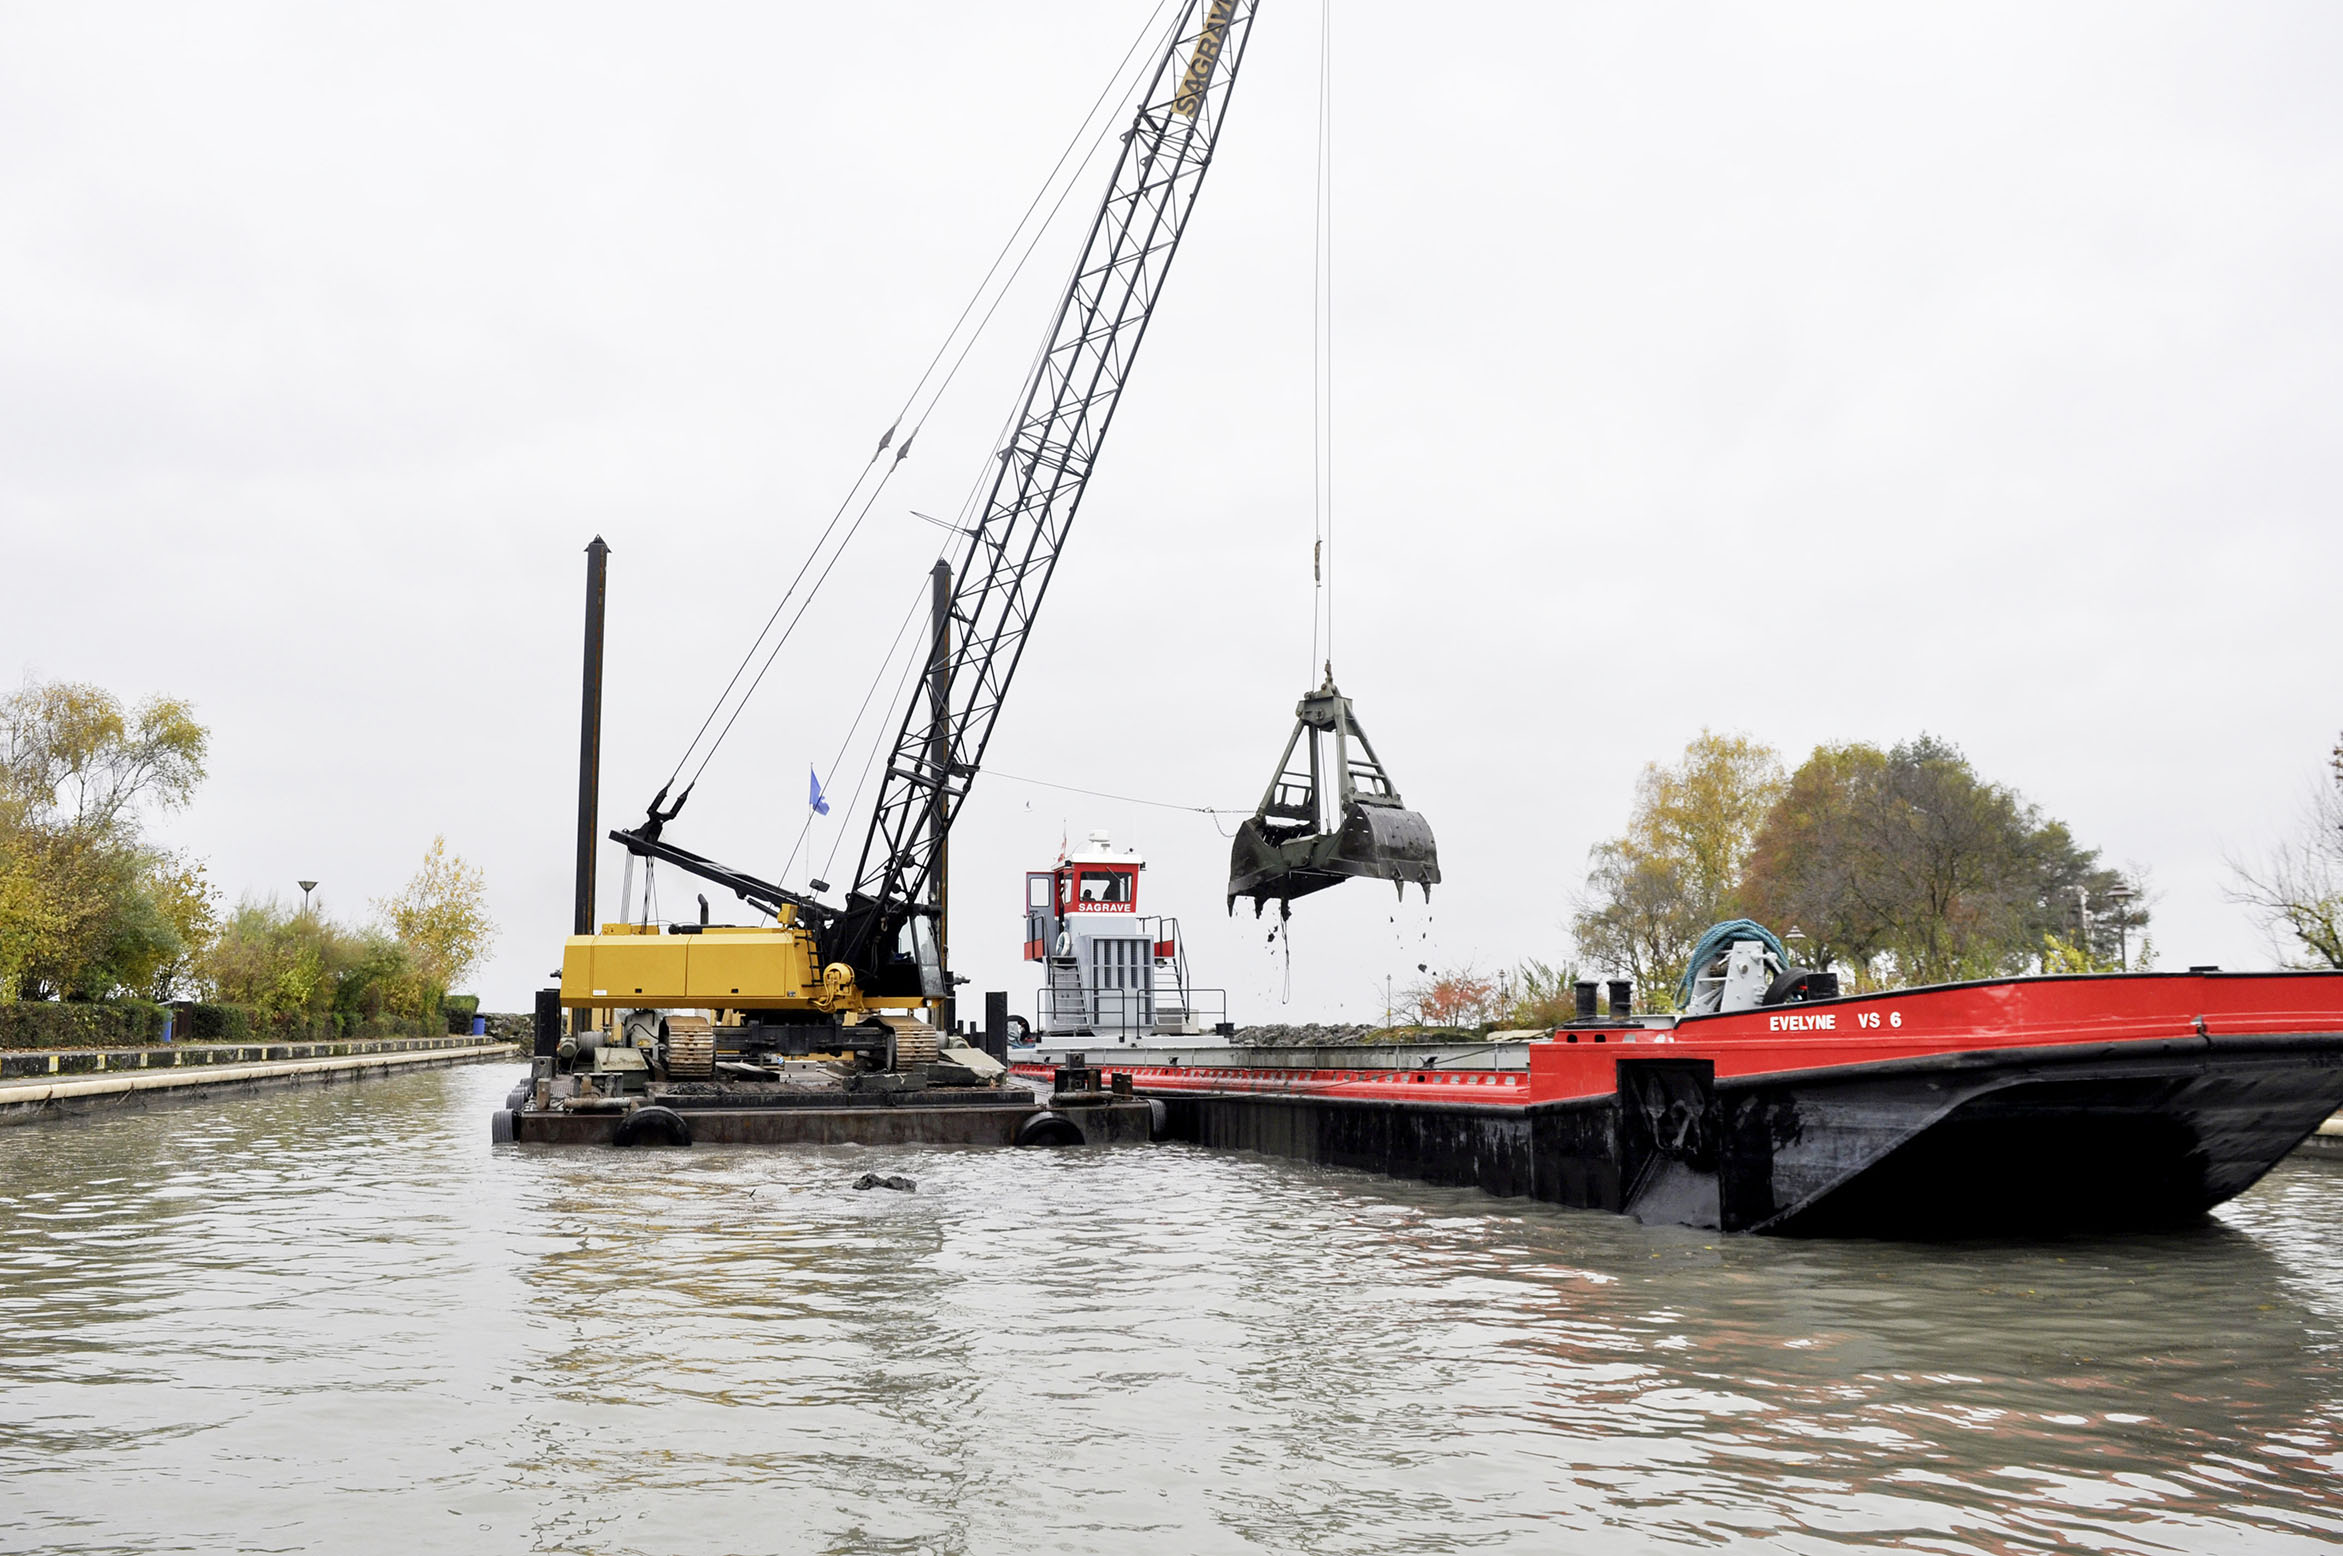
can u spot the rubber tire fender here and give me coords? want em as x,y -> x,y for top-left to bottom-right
490,1109 -> 516,1144
503,1080 -> 531,1112
1014,1110 -> 1086,1148
612,1104 -> 693,1148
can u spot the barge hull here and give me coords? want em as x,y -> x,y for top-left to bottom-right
1756,1036 -> 2343,1234
1149,1033 -> 2343,1236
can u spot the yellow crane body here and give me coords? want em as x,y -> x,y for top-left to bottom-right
558,920 -> 910,1018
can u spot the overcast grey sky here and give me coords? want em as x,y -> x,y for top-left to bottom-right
5,2 -> 2337,1016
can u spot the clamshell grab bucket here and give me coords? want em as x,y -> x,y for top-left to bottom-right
1227,674 -> 1441,915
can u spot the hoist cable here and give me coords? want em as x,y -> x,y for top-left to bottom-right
1309,0 -> 1324,679
1314,0 -> 1338,675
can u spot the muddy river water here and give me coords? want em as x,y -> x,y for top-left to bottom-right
4,1062 -> 2342,1553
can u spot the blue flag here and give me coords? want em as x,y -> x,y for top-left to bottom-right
809,767 -> 830,816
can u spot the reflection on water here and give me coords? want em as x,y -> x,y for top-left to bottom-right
4,1065 -> 2342,1553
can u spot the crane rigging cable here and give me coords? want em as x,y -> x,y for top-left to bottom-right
657,0 -> 1191,797
818,610 -> 935,886
776,578 -> 930,890
820,645 -> 929,882
847,0 -> 1265,932
872,0 -> 1187,464
771,147 -> 1165,900
593,0 -> 1263,1021
787,284 -> 1085,901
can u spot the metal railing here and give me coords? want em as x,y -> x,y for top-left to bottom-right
1036,982 -> 1228,1038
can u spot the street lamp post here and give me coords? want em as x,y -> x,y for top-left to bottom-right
2104,883 -> 2136,971
298,880 -> 318,917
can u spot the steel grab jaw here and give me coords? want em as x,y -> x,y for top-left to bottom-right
1224,674 -> 1441,917
1227,800 -> 1440,917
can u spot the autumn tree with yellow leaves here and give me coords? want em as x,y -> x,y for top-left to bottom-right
377,836 -> 496,1013
1567,731 -> 1787,1007
0,680 -> 213,1001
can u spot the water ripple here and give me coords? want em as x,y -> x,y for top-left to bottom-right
2,1065 -> 2340,1553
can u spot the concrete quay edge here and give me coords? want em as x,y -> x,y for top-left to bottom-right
0,1034 -> 502,1079
0,1042 -> 519,1125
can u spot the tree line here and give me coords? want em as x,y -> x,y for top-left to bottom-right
1569,731 -> 2147,1007
0,678 -> 493,1024
1398,725 -> 2342,1032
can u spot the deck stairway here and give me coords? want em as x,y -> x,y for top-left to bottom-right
1044,956 -> 1087,1034
1152,917 -> 1192,1032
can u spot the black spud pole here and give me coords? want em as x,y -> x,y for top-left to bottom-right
575,535 -> 609,936
929,557 -> 951,1029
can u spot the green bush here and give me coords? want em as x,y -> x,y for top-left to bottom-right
442,994 -> 480,1033
0,998 -> 169,1050
0,1002 -> 113,1049
200,902 -> 443,1025
115,998 -> 169,1042
244,1008 -> 436,1042
0,997 -> 444,1050
179,1002 -> 255,1043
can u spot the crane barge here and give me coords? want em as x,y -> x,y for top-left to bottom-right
500,0 -> 1403,1147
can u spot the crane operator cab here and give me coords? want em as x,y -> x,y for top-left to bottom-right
1021,832 -> 1230,1053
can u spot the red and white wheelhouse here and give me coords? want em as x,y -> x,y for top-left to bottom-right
1021,831 -> 1229,1051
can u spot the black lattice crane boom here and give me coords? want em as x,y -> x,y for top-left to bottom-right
835,0 -> 1261,985
590,2 -> 1262,1026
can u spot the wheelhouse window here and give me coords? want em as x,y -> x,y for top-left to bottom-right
1077,869 -> 1133,904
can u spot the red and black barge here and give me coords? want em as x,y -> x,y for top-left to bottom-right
1018,970 -> 2343,1235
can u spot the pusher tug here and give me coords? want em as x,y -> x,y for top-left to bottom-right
1013,832 -> 1234,1064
